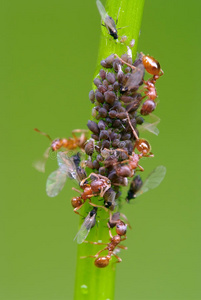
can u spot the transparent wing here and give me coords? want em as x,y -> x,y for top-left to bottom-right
135,165 -> 166,197
74,215 -> 96,244
139,114 -> 160,136
57,152 -> 79,181
46,169 -> 67,197
33,147 -> 50,173
96,0 -> 108,22
124,69 -> 144,91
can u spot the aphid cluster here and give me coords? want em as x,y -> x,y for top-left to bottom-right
34,2 -> 166,268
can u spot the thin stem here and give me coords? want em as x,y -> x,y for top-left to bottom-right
74,0 -> 145,299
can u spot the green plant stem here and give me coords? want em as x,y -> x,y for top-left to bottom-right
74,1 -> 145,299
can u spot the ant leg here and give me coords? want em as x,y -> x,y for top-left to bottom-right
137,164 -> 144,172
114,54 -> 136,70
107,223 -> 114,239
80,247 -> 107,259
72,187 -> 82,194
120,237 -> 127,242
88,200 -> 108,212
73,202 -> 85,216
117,245 -> 128,250
113,253 -> 122,263
126,112 -> 139,140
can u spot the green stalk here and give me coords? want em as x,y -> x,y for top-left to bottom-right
74,1 -> 145,299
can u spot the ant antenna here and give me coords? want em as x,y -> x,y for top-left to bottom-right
34,128 -> 52,142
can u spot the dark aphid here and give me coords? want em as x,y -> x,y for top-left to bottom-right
104,91 -> 116,104
87,120 -> 100,135
101,140 -> 110,149
108,84 -> 114,91
103,188 -> 116,210
98,85 -> 107,94
122,69 -> 144,92
96,0 -> 118,40
105,54 -> 115,65
92,160 -> 100,170
76,167 -> 87,181
74,207 -> 98,244
95,91 -> 105,104
71,152 -> 81,169
89,90 -> 95,103
85,139 -> 95,156
99,130 -> 110,140
126,166 -> 166,201
126,175 -> 143,202
96,154 -> 104,162
99,69 -> 106,80
91,134 -> 99,141
106,73 -> 116,84
94,78 -> 102,87
99,107 -> 108,118
98,120 -> 106,130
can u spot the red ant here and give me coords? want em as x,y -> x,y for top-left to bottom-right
71,173 -> 111,215
34,128 -> 88,151
33,128 -> 88,172
81,212 -> 128,268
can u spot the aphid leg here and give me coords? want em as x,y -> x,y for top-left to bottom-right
126,112 -> 139,140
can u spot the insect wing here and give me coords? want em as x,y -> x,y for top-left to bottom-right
139,114 -> 160,136
33,147 -> 50,173
46,169 -> 67,197
57,152 -> 79,181
96,0 -> 108,22
75,213 -> 96,244
135,165 -> 166,197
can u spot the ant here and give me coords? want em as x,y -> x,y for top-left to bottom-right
33,128 -> 88,172
141,53 -> 164,80
126,112 -> 153,158
34,128 -> 87,151
81,212 -> 128,268
71,173 -> 111,215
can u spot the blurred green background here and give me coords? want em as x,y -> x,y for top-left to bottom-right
1,0 -> 201,299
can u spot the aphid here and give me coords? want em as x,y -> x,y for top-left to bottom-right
81,215 -> 127,268
33,129 -> 88,172
74,207 -> 98,244
141,53 -> 164,79
85,139 -> 95,156
96,0 -> 118,40
126,165 -> 166,202
46,152 -> 81,197
103,188 -> 116,210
